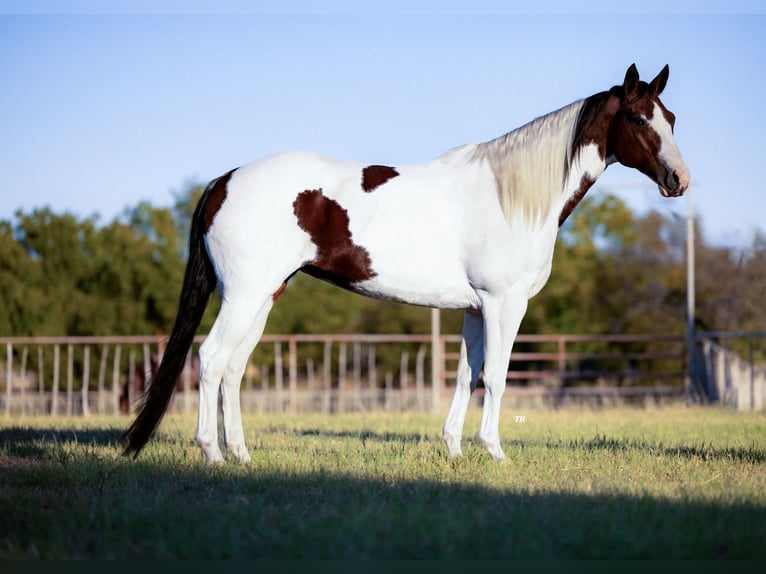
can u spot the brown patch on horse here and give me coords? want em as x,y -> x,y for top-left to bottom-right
559,175 -> 595,227
361,165 -> 399,192
293,189 -> 377,286
272,282 -> 288,301
201,168 -> 236,232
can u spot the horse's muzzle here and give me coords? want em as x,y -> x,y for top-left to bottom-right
659,168 -> 689,198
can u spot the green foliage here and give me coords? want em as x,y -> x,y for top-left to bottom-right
0,184 -> 764,345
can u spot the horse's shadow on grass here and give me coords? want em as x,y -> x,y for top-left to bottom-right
0,426 -> 122,459
1,425 -> 765,558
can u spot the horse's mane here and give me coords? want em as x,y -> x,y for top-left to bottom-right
471,98 -> 588,226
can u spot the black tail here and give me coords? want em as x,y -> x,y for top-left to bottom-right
119,180 -> 221,458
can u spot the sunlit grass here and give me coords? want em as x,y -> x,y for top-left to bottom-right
1,406 -> 764,558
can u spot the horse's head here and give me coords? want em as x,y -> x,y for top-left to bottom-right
607,64 -> 690,198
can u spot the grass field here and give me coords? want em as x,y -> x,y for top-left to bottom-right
1,405 -> 765,559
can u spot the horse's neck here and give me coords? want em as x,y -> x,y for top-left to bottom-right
472,100 -> 592,227
558,93 -> 613,226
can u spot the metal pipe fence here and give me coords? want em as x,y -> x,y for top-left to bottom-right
0,332 -> 693,417
695,331 -> 766,411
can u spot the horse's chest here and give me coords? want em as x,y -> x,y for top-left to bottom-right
466,222 -> 558,299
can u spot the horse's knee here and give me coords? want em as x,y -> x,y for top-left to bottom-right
482,370 -> 507,399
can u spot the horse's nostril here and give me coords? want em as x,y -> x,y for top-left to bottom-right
671,171 -> 680,186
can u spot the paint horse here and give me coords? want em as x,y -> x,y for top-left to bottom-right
121,64 -> 689,464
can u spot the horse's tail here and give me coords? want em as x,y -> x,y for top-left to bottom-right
119,178 -> 222,459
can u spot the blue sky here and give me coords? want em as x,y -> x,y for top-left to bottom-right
1,1 -> 764,247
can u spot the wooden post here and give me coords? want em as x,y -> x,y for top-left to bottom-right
52,345 -> 60,416
353,342 -> 362,390
66,344 -> 74,416
97,345 -> 109,415
323,341 -> 332,414
338,343 -> 347,412
37,347 -> 44,415
112,345 -> 121,415
288,336 -> 298,413
82,346 -> 91,416
5,342 -> 11,416
274,342 -> 283,413
400,350 -> 409,408
127,350 -> 136,415
20,347 -> 28,416
37,347 -> 44,395
367,345 -> 376,410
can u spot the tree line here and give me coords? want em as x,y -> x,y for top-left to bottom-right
1,183 -> 764,347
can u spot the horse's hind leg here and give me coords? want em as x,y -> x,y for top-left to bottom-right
219,298 -> 274,463
196,294 -> 272,464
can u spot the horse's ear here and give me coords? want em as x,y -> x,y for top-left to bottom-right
623,64 -> 640,101
648,64 -> 670,96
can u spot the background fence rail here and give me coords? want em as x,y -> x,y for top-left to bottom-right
0,331 -> 704,416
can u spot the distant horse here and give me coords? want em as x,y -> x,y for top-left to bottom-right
121,64 -> 689,464
119,352 -> 200,415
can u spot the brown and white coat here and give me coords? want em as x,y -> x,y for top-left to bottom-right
122,64 -> 689,464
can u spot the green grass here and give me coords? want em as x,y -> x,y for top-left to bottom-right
1,406 -> 765,559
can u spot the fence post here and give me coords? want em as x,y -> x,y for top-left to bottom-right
323,340 -> 332,414
112,345 -> 121,415
82,345 -> 91,416
367,345 -> 375,394
400,351 -> 409,409
338,343 -> 347,412
288,336 -> 298,413
97,345 -> 108,415
52,345 -> 60,416
127,351 -> 136,415
749,338 -> 755,412
5,342 -> 11,416
66,344 -> 74,416
274,342 -> 283,413
20,347 -> 28,416
37,347 -> 44,395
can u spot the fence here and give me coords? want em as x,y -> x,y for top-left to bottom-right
0,332 -> 694,417
695,332 -> 766,411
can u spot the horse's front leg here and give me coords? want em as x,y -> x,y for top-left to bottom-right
477,292 -> 527,461
443,310 -> 484,458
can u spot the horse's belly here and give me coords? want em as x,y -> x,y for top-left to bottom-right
350,256 -> 479,310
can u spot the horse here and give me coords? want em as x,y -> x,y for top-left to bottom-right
120,64 -> 689,464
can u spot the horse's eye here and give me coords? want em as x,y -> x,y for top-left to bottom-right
632,116 -> 646,127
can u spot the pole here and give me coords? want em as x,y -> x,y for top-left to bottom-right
686,187 -> 696,401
